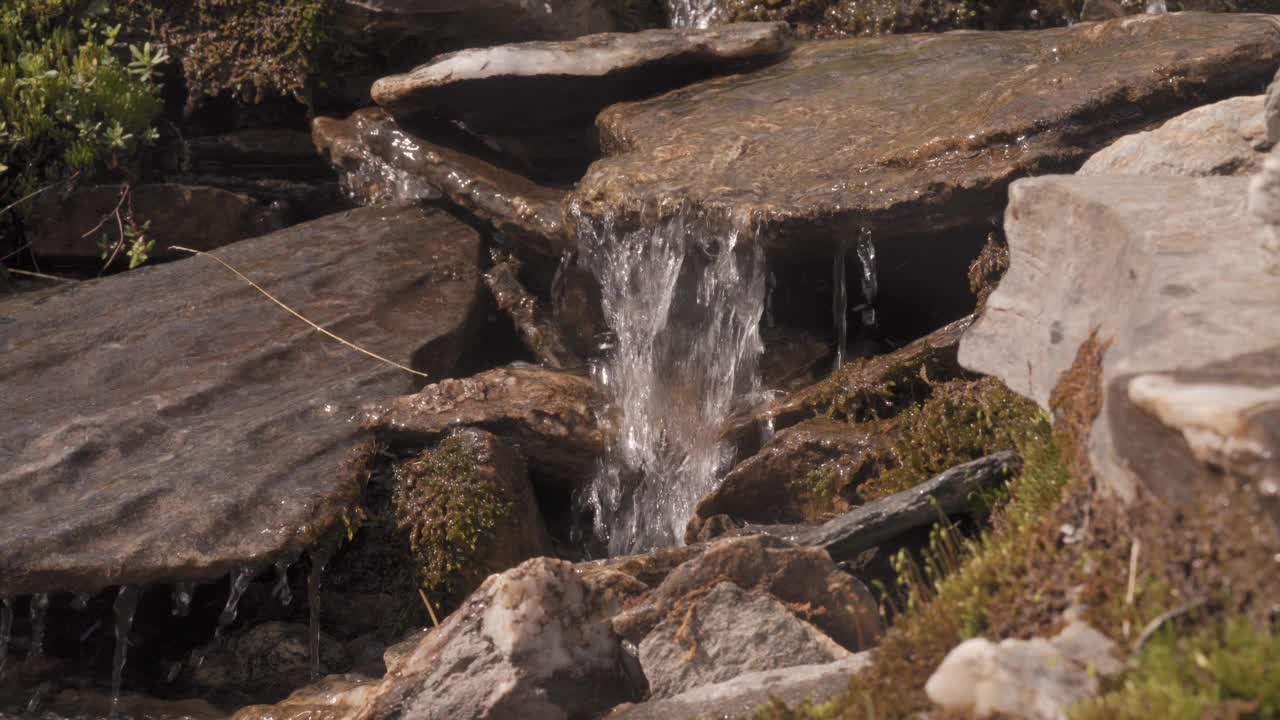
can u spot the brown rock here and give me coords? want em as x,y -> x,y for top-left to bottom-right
0,206 -> 483,595
573,14 -> 1280,260
361,365 -> 608,488
28,183 -> 283,264
313,108 -> 570,256
485,254 -> 582,368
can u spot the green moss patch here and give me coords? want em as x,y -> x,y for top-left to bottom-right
393,432 -> 514,605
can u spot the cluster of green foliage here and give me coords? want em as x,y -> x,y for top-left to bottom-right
0,0 -> 164,210
858,376 -> 1047,500
393,433 -> 513,605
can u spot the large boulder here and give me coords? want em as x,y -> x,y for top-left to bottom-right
312,108 -> 571,257
371,23 -> 790,172
0,206 -> 484,595
958,173 -> 1278,503
572,13 -> 1280,262
361,365 -> 608,488
353,557 -> 635,720
1080,95 -> 1270,177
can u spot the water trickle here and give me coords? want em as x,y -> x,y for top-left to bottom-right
308,547 -> 333,680
273,559 -> 294,607
856,228 -> 878,330
111,586 -> 142,715
1145,0 -> 1168,13
71,591 -> 93,611
171,581 -> 195,618
0,598 -> 13,681
575,207 -> 767,555
27,681 -> 50,714
218,568 -> 255,628
832,234 -> 853,370
662,0 -> 721,28
28,593 -> 49,660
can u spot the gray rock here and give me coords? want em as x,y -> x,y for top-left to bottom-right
1267,66 -> 1280,144
28,183 -> 283,264
746,452 -> 1022,563
191,622 -> 349,702
572,14 -> 1280,261
1249,151 -> 1280,255
362,365 -> 608,489
638,581 -> 849,699
608,653 -> 872,720
312,109 -> 570,257
371,23 -> 790,169
0,206 -> 483,595
958,174 -> 1278,502
925,622 -> 1123,720
1080,95 -> 1269,177
352,557 -> 634,720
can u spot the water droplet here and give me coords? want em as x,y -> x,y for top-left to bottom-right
273,559 -> 294,607
71,591 -> 93,611
111,586 -> 143,715
171,581 -> 195,618
308,548 -> 334,679
218,567 -> 255,627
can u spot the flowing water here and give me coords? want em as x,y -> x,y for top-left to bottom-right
110,587 -> 142,715
662,0 -> 721,28
1146,0 -> 1168,13
575,207 -> 767,555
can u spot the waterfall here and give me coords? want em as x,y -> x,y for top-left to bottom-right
662,0 -> 721,29
575,207 -> 767,555
1145,0 -> 1168,13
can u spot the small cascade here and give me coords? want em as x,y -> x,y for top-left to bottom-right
27,593 -> 49,659
111,586 -> 142,715
856,228 -> 878,330
171,581 -> 195,618
575,207 -> 767,554
218,568 -> 255,627
308,547 -> 333,679
662,0 -> 721,28
0,598 -> 13,681
832,234 -> 853,369
273,559 -> 294,607
1145,0 -> 1168,12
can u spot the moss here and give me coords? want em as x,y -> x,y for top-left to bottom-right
114,0 -> 338,110
393,432 -> 514,605
791,460 -> 855,521
968,232 -> 1009,313
858,376 -> 1047,501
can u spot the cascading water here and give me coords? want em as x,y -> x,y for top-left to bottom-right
856,228 -> 878,330
832,235 -> 853,369
575,207 -> 767,555
833,228 -> 879,368
662,0 -> 721,28
111,586 -> 142,714
1145,0 -> 1168,13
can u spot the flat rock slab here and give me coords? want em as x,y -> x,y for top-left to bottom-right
372,22 -> 790,137
0,206 -> 483,596
572,13 -> 1280,258
958,174 -> 1279,501
1080,95 -> 1270,177
313,108 -> 570,256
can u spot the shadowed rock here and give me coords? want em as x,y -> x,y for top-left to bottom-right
371,23 -> 790,171
485,254 -> 582,368
746,452 -> 1022,563
313,108 -> 570,256
361,365 -> 607,488
573,13 -> 1280,259
1080,95 -> 1270,177
0,206 -> 483,595
959,174 -> 1279,502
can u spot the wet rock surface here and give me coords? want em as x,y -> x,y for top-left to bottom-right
362,365 -> 607,488
354,557 -> 634,720
0,206 -> 484,595
1080,95 -> 1270,177
638,581 -> 849,699
312,109 -> 570,256
28,183 -> 284,264
746,452 -> 1022,563
573,13 -> 1280,259
959,173 -> 1278,502
608,653 -> 872,720
189,622 -> 350,704
232,674 -> 379,720
371,23 -> 790,170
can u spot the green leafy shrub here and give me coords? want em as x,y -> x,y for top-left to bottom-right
0,0 -> 163,210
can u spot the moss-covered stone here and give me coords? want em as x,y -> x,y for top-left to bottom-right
967,233 -> 1009,314
858,376 -> 1046,501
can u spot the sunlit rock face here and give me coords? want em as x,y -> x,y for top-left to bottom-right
0,206 -> 484,597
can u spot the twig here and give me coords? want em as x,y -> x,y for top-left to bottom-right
418,588 -> 440,628
7,268 -> 73,282
172,245 -> 429,378
0,176 -> 70,218
1131,598 -> 1208,657
1123,538 -> 1140,639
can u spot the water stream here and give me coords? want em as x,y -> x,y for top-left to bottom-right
662,0 -> 721,28
575,207 -> 767,555
110,586 -> 142,715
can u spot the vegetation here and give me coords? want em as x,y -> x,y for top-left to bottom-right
393,432 -> 515,605
0,0 -> 164,212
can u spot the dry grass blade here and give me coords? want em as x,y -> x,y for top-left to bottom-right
172,245 -> 429,378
